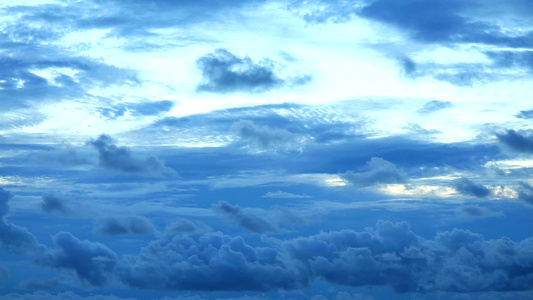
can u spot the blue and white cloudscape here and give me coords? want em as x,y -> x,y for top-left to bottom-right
1,1 -> 533,299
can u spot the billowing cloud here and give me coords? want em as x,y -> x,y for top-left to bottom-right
94,216 -> 155,236
196,49 -> 310,93
212,201 -> 277,233
282,220 -> 533,293
342,157 -> 404,187
453,178 -> 491,198
119,232 -> 308,291
36,232 -> 118,287
89,134 -> 176,176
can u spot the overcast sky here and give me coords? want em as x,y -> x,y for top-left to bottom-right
1,0 -> 533,299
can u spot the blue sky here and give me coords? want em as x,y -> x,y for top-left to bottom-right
1,0 -> 533,299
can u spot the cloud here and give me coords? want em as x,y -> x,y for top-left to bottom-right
165,218 -> 211,235
88,134 -> 177,176
40,194 -> 72,215
282,220 -> 533,293
486,50 -> 533,72
94,216 -> 155,236
196,49 -> 310,93
516,110 -> 533,119
232,120 -> 305,151
263,190 -> 311,199
36,232 -> 118,287
496,129 -> 533,153
0,188 -> 47,256
342,157 -> 404,187
418,100 -> 453,114
517,182 -> 533,205
212,201 -> 278,233
119,232 -> 308,291
98,100 -> 174,119
453,178 -> 491,198
455,205 -> 503,218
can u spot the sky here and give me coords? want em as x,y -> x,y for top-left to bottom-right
0,0 -> 533,299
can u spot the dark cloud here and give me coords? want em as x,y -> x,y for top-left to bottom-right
40,194 -> 72,215
196,49 -> 310,93
342,157 -> 404,187
453,178 -> 491,198
165,218 -> 211,235
212,201 -> 277,233
290,0 -> 533,48
496,129 -> 533,153
455,205 -> 502,218
282,220 -> 533,293
94,216 -> 155,235
119,232 -> 308,291
89,134 -> 176,176
36,232 -> 118,287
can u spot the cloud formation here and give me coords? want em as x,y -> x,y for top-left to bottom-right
453,178 -> 491,198
119,232 -> 307,291
89,134 -> 176,176
94,216 -> 156,236
496,130 -> 533,153
196,49 -> 309,93
342,157 -> 404,187
36,232 -> 118,287
212,201 -> 278,233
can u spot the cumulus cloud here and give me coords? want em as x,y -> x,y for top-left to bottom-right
496,129 -> 533,153
453,178 -> 491,198
94,216 -> 155,236
212,201 -> 278,234
40,194 -> 72,215
282,220 -> 533,293
342,157 -> 404,187
88,134 -> 176,176
119,232 -> 308,291
196,49 -> 310,93
36,232 -> 118,287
